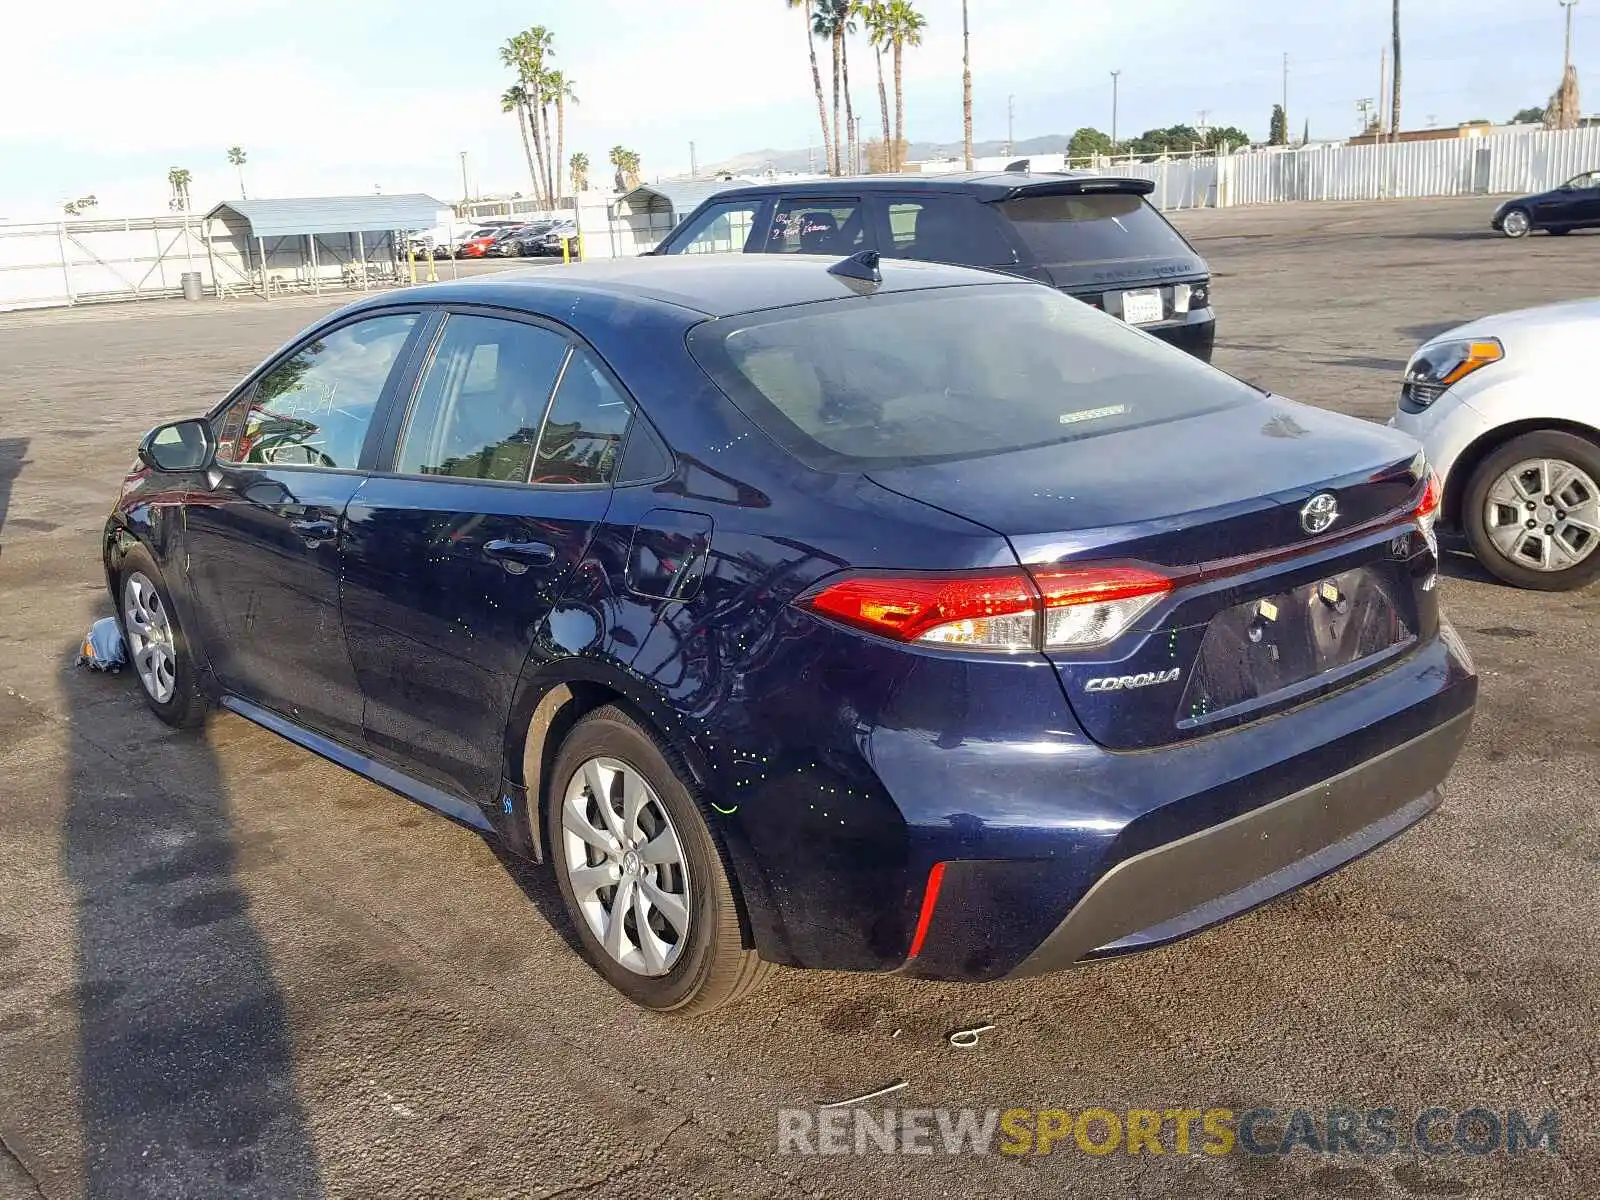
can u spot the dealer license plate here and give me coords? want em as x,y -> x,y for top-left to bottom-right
1121,289 -> 1164,325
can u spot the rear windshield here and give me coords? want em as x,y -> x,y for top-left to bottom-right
687,284 -> 1253,471
996,193 -> 1194,264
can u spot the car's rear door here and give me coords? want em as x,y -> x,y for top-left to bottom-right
758,195 -> 869,255
340,309 -> 634,802
183,309 -> 426,743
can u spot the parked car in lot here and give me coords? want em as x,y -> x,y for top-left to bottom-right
650,173 -> 1217,361
1392,297 -> 1600,590
527,219 -> 579,257
455,228 -> 503,258
1491,171 -> 1600,238
507,220 -> 556,255
107,255 -> 1473,1014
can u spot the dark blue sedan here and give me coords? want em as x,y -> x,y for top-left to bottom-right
105,253 -> 1476,1013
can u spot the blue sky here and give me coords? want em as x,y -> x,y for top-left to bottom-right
1,0 -> 1592,219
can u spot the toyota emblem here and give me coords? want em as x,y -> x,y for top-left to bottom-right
1300,492 -> 1339,535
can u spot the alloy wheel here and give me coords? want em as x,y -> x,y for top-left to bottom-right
1502,209 -> 1531,238
560,756 -> 692,977
122,571 -> 177,704
1482,457 -> 1600,573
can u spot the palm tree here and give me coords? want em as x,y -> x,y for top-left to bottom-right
501,84 -> 540,201
547,70 -> 577,202
1390,0 -> 1402,134
226,146 -> 248,200
167,167 -> 192,212
863,3 -> 893,170
609,146 -> 641,191
837,1 -> 860,172
570,151 -> 590,193
813,0 -> 857,175
788,0 -> 835,174
500,28 -> 556,206
63,194 -> 97,217
884,0 -> 925,170
961,0 -> 973,169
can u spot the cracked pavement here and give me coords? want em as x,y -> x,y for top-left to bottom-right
0,198 -> 1597,1198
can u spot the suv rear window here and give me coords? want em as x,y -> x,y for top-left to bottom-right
996,193 -> 1194,263
687,283 -> 1251,471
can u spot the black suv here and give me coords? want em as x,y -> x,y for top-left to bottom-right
651,173 -> 1215,361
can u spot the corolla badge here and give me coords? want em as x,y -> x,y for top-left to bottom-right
1084,667 -> 1182,693
1300,492 -> 1339,535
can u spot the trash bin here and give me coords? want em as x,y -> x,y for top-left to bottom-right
180,271 -> 203,301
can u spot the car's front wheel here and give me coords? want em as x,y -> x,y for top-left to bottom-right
117,545 -> 209,726
546,705 -> 773,1014
1463,430 -> 1600,590
1500,208 -> 1532,238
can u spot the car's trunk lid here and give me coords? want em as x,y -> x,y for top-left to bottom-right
867,398 -> 1432,749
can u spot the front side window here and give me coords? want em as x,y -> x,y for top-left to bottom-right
216,312 -> 418,468
665,199 -> 766,255
763,198 -> 865,255
395,314 -> 569,482
532,349 -> 635,485
688,284 -> 1253,471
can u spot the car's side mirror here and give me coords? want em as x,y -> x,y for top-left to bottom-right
138,418 -> 216,473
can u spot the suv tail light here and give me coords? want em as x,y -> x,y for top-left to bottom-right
800,565 -> 1172,652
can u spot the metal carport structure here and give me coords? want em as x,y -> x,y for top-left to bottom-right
203,194 -> 447,298
608,179 -> 753,254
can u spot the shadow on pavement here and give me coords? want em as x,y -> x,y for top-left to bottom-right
0,438 -> 26,549
63,630 -> 324,1196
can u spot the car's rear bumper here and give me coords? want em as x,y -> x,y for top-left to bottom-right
1005,708 -> 1470,977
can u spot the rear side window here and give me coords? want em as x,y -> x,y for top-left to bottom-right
687,284 -> 1251,471
763,198 -> 866,255
532,349 -> 634,485
878,196 -> 1016,267
395,315 -> 567,482
996,193 -> 1194,263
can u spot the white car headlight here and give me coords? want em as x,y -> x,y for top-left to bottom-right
1401,337 -> 1503,411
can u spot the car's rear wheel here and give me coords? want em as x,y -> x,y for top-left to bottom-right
546,704 -> 772,1014
1463,430 -> 1600,591
117,546 -> 209,727
1501,208 -> 1532,238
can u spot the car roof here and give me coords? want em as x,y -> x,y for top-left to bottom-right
377,254 -> 1030,319
699,171 -> 1105,201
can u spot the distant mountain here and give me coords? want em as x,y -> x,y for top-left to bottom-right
707,134 -> 1070,174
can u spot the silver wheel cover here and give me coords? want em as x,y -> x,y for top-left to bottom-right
122,571 -> 177,704
1482,457 -> 1600,573
560,756 -> 692,977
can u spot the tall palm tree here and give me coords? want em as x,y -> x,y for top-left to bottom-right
547,70 -> 577,202
837,1 -> 860,172
570,152 -> 590,193
226,146 -> 248,200
884,0 -> 925,170
961,0 -> 973,169
609,146 -> 641,191
500,28 -> 556,206
787,0 -> 835,174
814,0 -> 856,175
1390,0 -> 1402,135
862,3 -> 893,170
167,167 -> 192,212
501,85 -> 540,200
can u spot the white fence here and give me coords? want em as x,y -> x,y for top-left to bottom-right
1100,125 -> 1600,211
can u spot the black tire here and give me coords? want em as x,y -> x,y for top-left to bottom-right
545,704 -> 773,1014
1462,430 -> 1600,592
115,544 -> 209,727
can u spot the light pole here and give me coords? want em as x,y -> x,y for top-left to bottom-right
1110,70 -> 1121,153
458,151 -> 469,205
1561,0 -> 1580,74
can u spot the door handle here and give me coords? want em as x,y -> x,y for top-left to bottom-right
484,539 -> 557,573
289,517 -> 336,540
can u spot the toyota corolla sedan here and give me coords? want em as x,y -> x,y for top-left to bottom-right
106,254 -> 1476,1014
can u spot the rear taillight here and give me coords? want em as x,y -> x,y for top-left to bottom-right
800,564 -> 1171,652
1414,467 -> 1442,530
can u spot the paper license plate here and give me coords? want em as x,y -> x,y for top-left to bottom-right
1121,290 -> 1164,325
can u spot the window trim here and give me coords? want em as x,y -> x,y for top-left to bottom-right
208,306 -> 430,476
368,303 -> 673,492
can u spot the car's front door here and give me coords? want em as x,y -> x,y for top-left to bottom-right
340,311 -> 636,802
1572,171 -> 1600,224
183,310 -> 425,743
